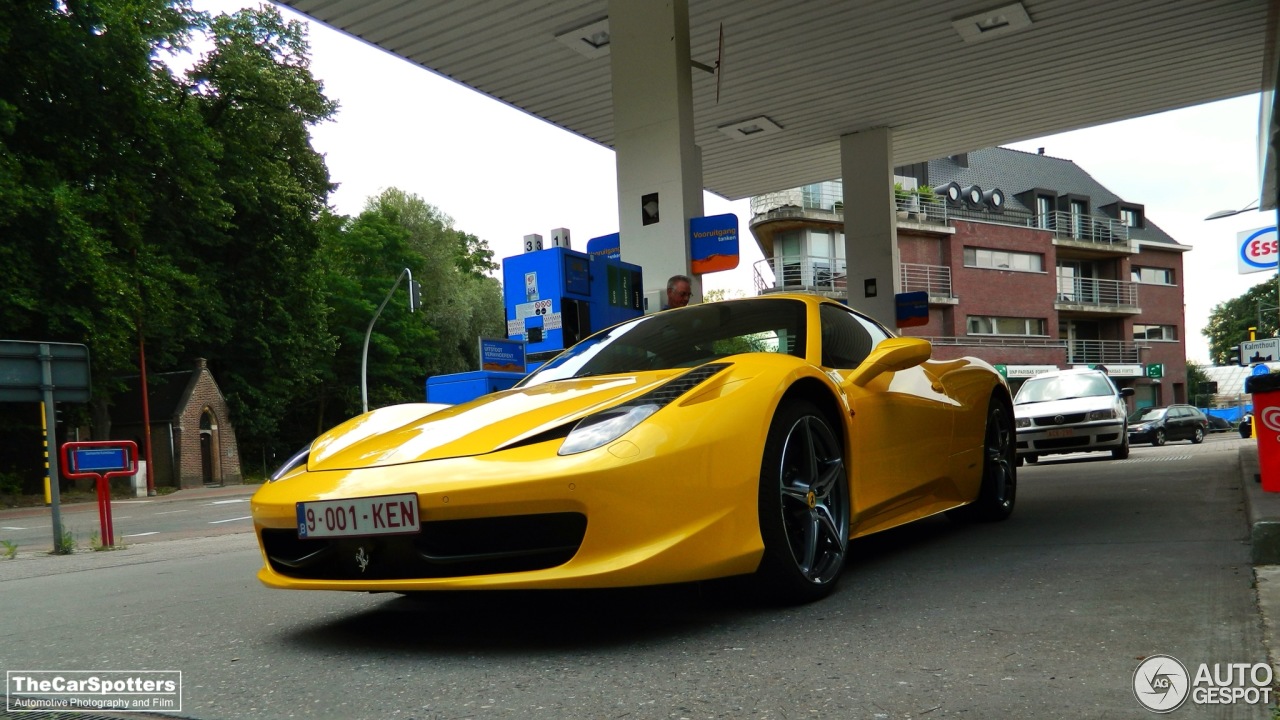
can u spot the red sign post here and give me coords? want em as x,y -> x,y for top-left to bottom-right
60,441 -> 138,548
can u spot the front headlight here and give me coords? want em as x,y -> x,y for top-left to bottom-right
559,404 -> 659,455
1015,417 -> 1031,428
558,362 -> 731,456
1087,408 -> 1116,421
269,442 -> 312,482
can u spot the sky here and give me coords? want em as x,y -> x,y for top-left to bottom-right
193,0 -> 1273,365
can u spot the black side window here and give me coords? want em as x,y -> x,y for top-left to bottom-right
819,304 -> 890,369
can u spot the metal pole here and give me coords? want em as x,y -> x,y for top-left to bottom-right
139,325 -> 156,496
361,268 -> 414,414
40,344 -> 63,551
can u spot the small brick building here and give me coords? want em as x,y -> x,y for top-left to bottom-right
110,358 -> 243,488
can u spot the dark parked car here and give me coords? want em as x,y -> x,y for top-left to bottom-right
1127,405 -> 1209,446
1205,414 -> 1231,432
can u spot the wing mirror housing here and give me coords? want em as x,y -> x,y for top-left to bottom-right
846,337 -> 932,388
1120,387 -> 1135,398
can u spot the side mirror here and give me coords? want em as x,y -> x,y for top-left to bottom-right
1120,387 -> 1135,398
846,337 -> 932,388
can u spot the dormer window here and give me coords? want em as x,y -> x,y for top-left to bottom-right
1120,208 -> 1140,227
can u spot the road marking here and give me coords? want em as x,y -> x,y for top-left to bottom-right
209,516 -> 251,524
154,509 -> 190,515
123,532 -> 159,537
208,499 -> 248,505
2,526 -> 27,530
1116,455 -> 1192,463
114,500 -> 152,505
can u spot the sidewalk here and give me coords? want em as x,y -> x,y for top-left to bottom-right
1239,444 -> 1280,677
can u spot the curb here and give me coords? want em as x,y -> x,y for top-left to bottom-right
1240,444 -> 1280,565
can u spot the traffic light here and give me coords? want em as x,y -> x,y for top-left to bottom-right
1251,326 -> 1258,341
408,280 -> 421,313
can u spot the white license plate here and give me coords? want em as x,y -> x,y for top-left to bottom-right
1046,428 -> 1075,438
296,493 -> 420,539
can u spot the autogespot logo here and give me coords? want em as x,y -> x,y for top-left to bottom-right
1133,654 -> 1189,713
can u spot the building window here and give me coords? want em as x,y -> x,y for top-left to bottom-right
1133,324 -> 1177,342
964,247 -> 1043,272
1036,196 -> 1053,229
1120,208 -> 1140,227
1131,266 -> 1174,285
1070,200 -> 1086,238
968,316 -> 1047,336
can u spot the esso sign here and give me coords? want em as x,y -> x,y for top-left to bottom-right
1239,226 -> 1280,274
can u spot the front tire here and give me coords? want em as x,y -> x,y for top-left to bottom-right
950,394 -> 1016,522
755,399 -> 850,604
1153,429 -> 1166,447
1112,430 -> 1130,459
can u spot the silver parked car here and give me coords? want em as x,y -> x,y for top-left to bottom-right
1013,368 -> 1135,465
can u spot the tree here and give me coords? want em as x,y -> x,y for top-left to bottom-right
298,189 -> 505,437
0,0 -> 217,390
182,5 -> 339,451
1203,279 -> 1278,366
1185,360 -> 1211,407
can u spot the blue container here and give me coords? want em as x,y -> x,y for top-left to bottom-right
425,370 -> 525,405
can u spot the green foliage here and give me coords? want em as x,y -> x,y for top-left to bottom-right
1,540 -> 16,560
1204,280 -> 1279,365
893,182 -> 911,203
0,471 -> 21,497
302,189 -> 504,434
53,529 -> 76,555
0,2 -> 507,470
1185,360 -> 1211,404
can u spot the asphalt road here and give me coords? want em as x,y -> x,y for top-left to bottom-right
0,433 -> 1268,719
0,490 -> 254,551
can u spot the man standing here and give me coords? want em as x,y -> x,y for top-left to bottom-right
665,274 -> 693,309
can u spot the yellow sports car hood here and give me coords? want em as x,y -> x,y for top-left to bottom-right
308,373 -> 684,470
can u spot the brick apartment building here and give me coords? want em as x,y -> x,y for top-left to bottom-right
748,146 -> 1188,408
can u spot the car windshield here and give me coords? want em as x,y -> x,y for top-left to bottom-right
519,298 -> 808,387
1015,373 -> 1114,404
1129,407 -> 1167,422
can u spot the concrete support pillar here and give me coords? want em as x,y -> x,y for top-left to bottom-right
840,128 -> 899,327
609,0 -> 705,306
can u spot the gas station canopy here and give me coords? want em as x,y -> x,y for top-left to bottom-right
280,0 -> 1274,201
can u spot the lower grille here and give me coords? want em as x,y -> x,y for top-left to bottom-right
262,512 -> 587,580
1033,412 -> 1086,426
1034,437 -> 1093,450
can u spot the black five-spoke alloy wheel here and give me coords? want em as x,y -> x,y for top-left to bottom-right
756,400 -> 849,604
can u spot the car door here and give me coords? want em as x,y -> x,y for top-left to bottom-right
1171,407 -> 1194,440
818,304 -> 955,525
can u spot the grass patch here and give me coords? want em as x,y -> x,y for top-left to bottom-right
52,529 -> 76,555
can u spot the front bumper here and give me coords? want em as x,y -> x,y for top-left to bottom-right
251,424 -> 766,592
1016,420 -> 1125,456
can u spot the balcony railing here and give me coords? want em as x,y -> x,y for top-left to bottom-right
755,257 -> 955,300
1055,277 -> 1139,308
751,184 -> 843,215
753,255 -> 846,295
895,194 -> 949,224
1034,211 -> 1130,247
751,186 -> 1132,249
921,336 -> 1067,350
1066,339 -> 1143,364
900,263 -> 953,298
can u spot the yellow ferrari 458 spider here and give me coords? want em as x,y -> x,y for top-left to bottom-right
252,293 -> 1015,603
